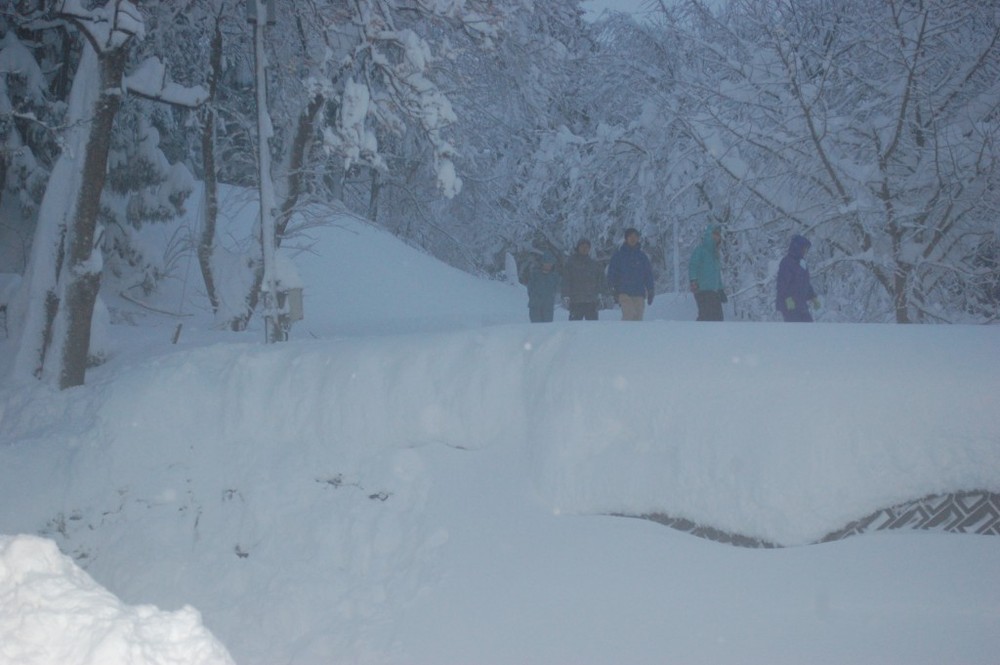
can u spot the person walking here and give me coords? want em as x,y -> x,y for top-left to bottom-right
561,238 -> 605,321
688,225 -> 726,321
776,234 -> 819,322
607,228 -> 655,321
526,251 -> 560,323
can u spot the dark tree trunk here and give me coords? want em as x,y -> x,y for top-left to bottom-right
58,47 -> 128,389
198,20 -> 224,314
368,168 -> 381,223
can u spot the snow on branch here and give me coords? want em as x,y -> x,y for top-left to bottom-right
124,57 -> 208,109
0,32 -> 48,107
58,0 -> 145,51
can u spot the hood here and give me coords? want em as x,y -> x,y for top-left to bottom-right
788,234 -> 811,258
701,225 -> 720,249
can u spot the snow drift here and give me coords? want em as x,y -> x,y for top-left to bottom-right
5,321 -> 996,547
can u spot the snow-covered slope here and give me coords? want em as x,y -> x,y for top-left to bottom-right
2,209 -> 999,665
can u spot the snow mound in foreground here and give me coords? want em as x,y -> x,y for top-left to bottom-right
0,535 -> 234,665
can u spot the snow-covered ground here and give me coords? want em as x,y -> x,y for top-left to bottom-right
1,198 -> 999,664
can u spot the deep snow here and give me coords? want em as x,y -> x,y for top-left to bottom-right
1,199 -> 999,664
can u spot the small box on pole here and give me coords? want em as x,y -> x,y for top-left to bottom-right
247,0 -> 276,25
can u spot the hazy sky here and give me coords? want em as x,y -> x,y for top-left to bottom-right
580,0 -> 722,21
580,0 -> 655,21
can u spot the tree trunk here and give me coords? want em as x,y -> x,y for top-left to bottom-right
368,167 -> 381,223
53,47 -> 128,389
892,265 -> 911,324
11,42 -> 95,382
198,19 -> 223,315
13,19 -> 134,388
276,93 -> 324,237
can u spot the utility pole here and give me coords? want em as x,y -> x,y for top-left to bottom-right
249,0 -> 282,342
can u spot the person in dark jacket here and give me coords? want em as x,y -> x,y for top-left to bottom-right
688,225 -> 725,321
561,239 -> 605,321
526,251 -> 561,322
607,228 -> 654,321
776,234 -> 819,322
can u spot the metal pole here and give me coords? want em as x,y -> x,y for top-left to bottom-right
673,216 -> 681,294
250,0 -> 281,342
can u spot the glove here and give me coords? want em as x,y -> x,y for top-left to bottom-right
810,297 -> 820,309
718,290 -> 728,303
647,293 -> 654,306
689,281 -> 698,293
785,297 -> 796,311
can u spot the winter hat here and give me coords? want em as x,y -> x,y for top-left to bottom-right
788,234 -> 811,257
624,228 -> 640,240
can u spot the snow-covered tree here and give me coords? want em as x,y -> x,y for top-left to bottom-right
173,0 -> 508,329
0,14 -> 68,273
3,3 -> 200,296
485,8 -> 713,291
9,1 -> 206,388
374,0 -> 595,274
663,0 -> 1000,322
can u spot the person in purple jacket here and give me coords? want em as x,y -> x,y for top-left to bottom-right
776,234 -> 819,322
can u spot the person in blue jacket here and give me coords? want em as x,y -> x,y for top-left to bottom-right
607,228 -> 655,321
776,234 -> 819,322
688,225 -> 726,321
526,251 -> 561,322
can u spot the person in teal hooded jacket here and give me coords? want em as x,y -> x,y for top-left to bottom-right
688,225 -> 726,321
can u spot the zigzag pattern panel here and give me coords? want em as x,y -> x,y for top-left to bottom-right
626,490 -> 1000,548
821,490 -> 1000,543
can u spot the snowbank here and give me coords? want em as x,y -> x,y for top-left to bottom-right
0,535 -> 234,665
4,321 -> 995,547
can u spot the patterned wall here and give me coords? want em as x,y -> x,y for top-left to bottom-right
821,491 -> 1000,543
